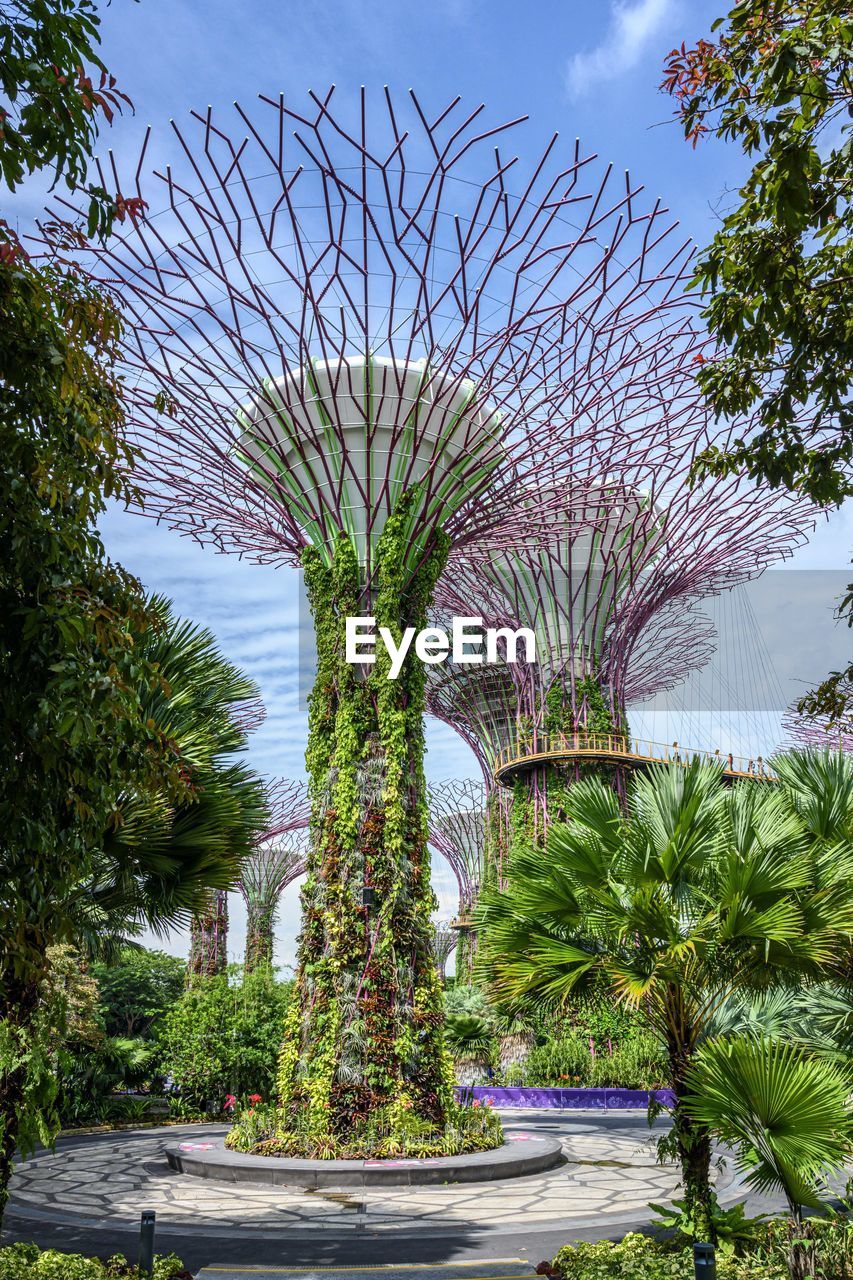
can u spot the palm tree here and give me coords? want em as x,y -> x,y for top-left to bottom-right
444,1012 -> 494,1084
685,1036 -> 853,1280
476,759 -> 853,1241
0,598 -> 269,1230
68,595 -> 270,953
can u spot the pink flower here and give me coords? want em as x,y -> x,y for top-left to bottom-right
223,1094 -> 237,1112
471,1099 -> 481,1108
484,1098 -> 494,1107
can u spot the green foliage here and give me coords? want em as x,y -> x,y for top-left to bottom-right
649,1194 -> 767,1257
92,948 -> 186,1039
521,1034 -> 667,1090
444,1013 -> 494,1063
550,1215 -> 853,1279
0,229 -> 191,1227
444,984 -> 491,1019
478,756 -> 853,1241
550,1231 -> 772,1279
157,967 -> 291,1111
541,988 -> 651,1045
663,0 -> 852,508
225,1095 -> 502,1161
662,1 -> 852,728
685,1037 -> 853,1214
57,1035 -> 154,1128
0,233 -> 182,984
0,0 -> 138,238
0,1242 -> 188,1280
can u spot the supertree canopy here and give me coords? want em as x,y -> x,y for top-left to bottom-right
431,442 -> 810,845
189,777 -> 310,979
427,779 -> 488,979
237,779 -> 311,973
431,923 -> 458,983
240,829 -> 311,972
61,87 -> 813,1137
781,706 -> 852,754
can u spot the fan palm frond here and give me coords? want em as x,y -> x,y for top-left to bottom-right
685,1036 -> 853,1213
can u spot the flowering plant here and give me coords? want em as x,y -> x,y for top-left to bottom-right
223,1094 -> 237,1113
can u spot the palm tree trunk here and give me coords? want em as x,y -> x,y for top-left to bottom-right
786,1203 -> 816,1280
663,990 -> 715,1243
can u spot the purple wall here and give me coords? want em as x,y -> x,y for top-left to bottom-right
455,1085 -> 675,1109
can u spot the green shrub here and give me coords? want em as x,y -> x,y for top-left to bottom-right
505,1033 -> 666,1089
0,1243 -> 187,1280
550,1233 -> 786,1280
588,1036 -> 667,1089
444,984 -> 493,1020
524,1037 -> 592,1085
224,1096 -> 503,1160
58,1037 -> 155,1128
549,1217 -> 853,1279
156,966 -> 291,1110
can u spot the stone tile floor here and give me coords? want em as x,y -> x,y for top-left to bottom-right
7,1113 -> 739,1238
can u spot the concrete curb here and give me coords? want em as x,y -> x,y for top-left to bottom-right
165,1134 -> 564,1187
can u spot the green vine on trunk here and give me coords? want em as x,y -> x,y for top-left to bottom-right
275,494 -> 455,1140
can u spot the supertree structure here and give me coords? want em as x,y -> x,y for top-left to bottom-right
431,923 -> 458,983
781,706 -> 852,754
427,779 -> 488,978
188,890 -> 230,981
432,452 -> 811,845
58,88 -> 812,1137
238,778 -> 311,973
189,777 -> 310,980
425,603 -> 718,872
240,828 -> 311,972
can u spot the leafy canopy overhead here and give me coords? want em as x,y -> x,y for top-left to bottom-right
662,0 -> 852,507
663,0 -> 852,728
0,0 -> 143,237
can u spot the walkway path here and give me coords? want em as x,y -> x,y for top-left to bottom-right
1,1112 -> 742,1273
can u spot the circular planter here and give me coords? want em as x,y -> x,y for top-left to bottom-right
165,1129 -> 563,1187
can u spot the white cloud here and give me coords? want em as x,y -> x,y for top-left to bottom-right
566,0 -> 676,100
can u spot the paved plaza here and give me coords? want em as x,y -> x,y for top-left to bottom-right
6,1112 -> 739,1240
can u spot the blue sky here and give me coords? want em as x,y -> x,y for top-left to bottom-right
11,0 -> 850,966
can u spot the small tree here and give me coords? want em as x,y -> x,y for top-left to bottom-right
157,968 -> 292,1110
477,760 -> 852,1241
686,1036 -> 853,1279
93,949 -> 186,1039
662,0 -> 852,723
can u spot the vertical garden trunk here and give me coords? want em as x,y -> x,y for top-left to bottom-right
189,890 -> 229,980
244,903 -> 275,974
277,509 -> 455,1137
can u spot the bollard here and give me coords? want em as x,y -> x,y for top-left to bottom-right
693,1242 -> 716,1280
139,1210 -> 156,1276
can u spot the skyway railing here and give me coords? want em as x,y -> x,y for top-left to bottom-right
492,732 -> 777,785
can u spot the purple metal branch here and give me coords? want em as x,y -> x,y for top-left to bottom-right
781,706 -> 852,755
427,778 -> 487,912
43,90 -> 763,582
